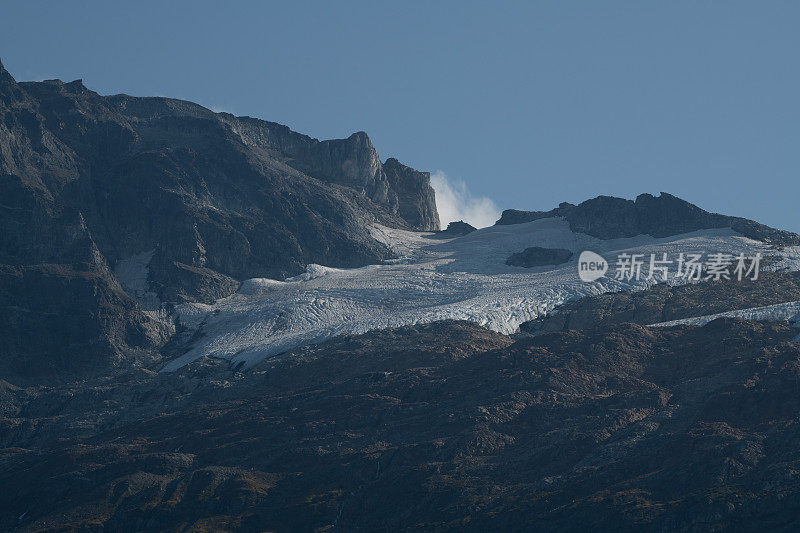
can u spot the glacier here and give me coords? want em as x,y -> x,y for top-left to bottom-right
162,218 -> 789,371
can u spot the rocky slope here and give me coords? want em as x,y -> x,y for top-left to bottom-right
0,58 -> 438,379
521,270 -> 800,334
2,318 -> 799,531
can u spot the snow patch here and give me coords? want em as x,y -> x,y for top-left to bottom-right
649,300 -> 800,329
286,264 -> 348,282
238,278 -> 289,295
114,249 -> 160,311
769,246 -> 800,273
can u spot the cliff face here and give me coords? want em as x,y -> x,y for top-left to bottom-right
228,118 -> 439,231
0,59 -> 438,378
382,157 -> 440,231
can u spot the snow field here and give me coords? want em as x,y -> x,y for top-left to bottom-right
162,218 -> 782,371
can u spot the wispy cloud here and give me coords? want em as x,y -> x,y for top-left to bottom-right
430,171 -> 500,229
210,105 -> 235,114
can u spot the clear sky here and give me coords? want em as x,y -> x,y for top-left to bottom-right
1,1 -> 798,230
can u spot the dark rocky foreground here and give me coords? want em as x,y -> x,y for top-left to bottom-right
2,318 -> 800,531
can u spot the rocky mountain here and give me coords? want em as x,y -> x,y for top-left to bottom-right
0,58 -> 438,379
3,58 -> 800,531
496,192 -> 800,246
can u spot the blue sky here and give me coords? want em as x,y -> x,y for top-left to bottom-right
2,1 -> 798,230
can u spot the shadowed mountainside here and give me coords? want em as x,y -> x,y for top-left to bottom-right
2,318 -> 799,531
0,59 -> 438,378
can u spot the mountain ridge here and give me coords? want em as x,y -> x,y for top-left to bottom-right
496,192 -> 800,246
3,58 -> 799,381
0,59 -> 438,378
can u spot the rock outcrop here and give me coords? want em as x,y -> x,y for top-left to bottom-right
505,246 -> 572,268
496,192 -> 800,246
430,220 -> 477,238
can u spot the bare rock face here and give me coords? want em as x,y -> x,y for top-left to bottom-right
0,59 -> 439,378
0,212 -> 171,382
219,118 -> 440,231
436,220 -> 477,237
382,157 -> 440,231
496,192 -> 800,246
506,246 -> 572,268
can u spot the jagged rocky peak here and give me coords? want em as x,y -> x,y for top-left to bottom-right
228,118 -> 440,231
320,130 -> 382,187
0,57 -> 25,102
496,192 -> 800,246
304,131 -> 398,214
0,56 -> 10,80
383,157 -> 440,231
311,130 -> 440,231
